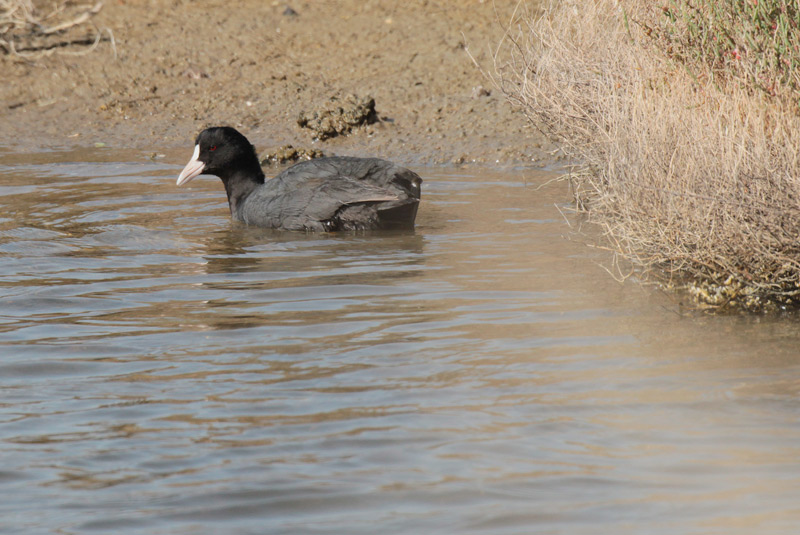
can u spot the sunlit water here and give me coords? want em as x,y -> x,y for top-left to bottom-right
1,147 -> 800,534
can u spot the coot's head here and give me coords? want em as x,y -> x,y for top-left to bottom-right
177,126 -> 261,186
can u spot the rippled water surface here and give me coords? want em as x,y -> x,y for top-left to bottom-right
2,146 -> 800,534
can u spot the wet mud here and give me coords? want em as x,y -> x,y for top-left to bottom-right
1,0 -> 551,165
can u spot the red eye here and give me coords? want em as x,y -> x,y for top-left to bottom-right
209,145 -> 217,151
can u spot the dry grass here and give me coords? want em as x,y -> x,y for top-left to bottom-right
0,0 -> 106,56
489,0 -> 800,311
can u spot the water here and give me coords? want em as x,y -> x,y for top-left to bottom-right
1,147 -> 800,535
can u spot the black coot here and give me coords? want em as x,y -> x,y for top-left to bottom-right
177,127 -> 422,231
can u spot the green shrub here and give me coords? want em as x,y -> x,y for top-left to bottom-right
646,0 -> 800,100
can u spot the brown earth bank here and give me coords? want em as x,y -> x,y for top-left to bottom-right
1,0 -> 552,167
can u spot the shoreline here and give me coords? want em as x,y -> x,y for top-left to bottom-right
1,0 -> 551,167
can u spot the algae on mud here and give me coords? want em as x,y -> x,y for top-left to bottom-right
260,145 -> 325,166
297,94 -> 378,141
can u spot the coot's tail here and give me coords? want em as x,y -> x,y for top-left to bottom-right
376,198 -> 419,229
347,168 -> 421,230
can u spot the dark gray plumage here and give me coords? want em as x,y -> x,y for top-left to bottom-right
177,127 -> 422,231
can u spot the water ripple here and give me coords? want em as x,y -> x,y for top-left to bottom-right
1,149 -> 799,534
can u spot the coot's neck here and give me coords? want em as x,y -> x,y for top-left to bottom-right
219,158 -> 265,217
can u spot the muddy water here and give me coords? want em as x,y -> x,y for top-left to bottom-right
1,147 -> 800,534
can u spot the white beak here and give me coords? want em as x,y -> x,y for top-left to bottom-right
177,145 -> 205,186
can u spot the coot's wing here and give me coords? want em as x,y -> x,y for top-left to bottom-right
271,157 -> 420,194
240,156 -> 421,230
268,158 -> 353,192
306,176 -> 400,215
240,176 -> 399,230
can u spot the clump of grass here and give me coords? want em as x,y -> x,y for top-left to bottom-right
491,0 -> 800,311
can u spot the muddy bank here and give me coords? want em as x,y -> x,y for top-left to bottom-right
1,0 -> 551,166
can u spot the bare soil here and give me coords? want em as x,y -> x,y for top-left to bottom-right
1,0 -> 551,166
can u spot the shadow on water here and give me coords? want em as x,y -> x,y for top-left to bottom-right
1,147 -> 800,534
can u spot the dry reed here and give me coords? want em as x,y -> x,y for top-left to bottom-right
490,0 -> 800,311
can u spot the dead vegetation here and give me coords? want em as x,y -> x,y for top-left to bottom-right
0,0 -> 107,56
490,0 -> 800,311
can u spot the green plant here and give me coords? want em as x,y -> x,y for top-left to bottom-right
646,0 -> 800,101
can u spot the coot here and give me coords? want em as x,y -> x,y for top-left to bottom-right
177,127 -> 422,231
